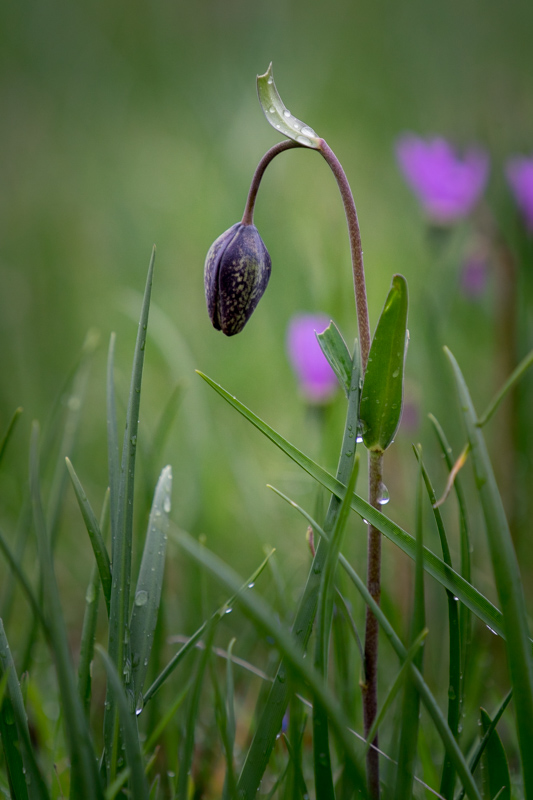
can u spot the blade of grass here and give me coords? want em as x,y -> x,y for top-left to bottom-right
0,623 -> 37,800
394,461 -> 425,800
96,646 -> 149,800
105,248 -> 155,780
173,528 -> 369,796
457,690 -> 513,800
313,452 -> 360,800
445,347 -> 533,800
0,526 -> 49,635
78,490 -> 110,718
413,445 -> 461,799
130,465 -> 172,712
176,620 -> 216,800
364,628 -> 428,757
223,638 -> 237,800
269,486 -> 482,800
477,348 -> 533,427
479,708 -> 511,800
235,342 -> 361,800
48,329 -> 100,546
66,458 -> 112,616
30,422 -> 104,800
107,332 -> 120,536
143,680 -> 193,755
0,406 -> 23,466
142,545 -> 275,705
197,372 -> 507,641
429,414 -> 472,684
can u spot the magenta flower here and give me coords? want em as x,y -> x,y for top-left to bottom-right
286,313 -> 338,403
506,155 -> 533,232
396,135 -> 489,224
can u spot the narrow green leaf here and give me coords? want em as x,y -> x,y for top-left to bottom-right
477,347 -> 533,427
196,371 -> 507,640
457,690 -> 513,800
107,332 -> 120,537
0,406 -> 22,466
394,461 -> 425,800
176,621 -> 216,800
66,458 -> 112,616
257,63 -> 321,148
96,646 -> 149,800
0,621 -> 38,800
30,423 -> 104,800
313,453 -> 360,799
235,342 -> 361,800
143,679 -> 192,755
105,248 -> 155,779
142,548 -> 275,705
130,465 -> 172,709
269,488 -> 482,800
173,529 -> 369,797
78,490 -> 109,718
360,274 -> 408,453
222,638 -> 238,800
316,322 -> 353,397
480,708 -> 511,800
413,445 -> 461,799
0,526 -> 49,635
364,628 -> 428,756
48,328 -> 99,546
445,346 -> 533,799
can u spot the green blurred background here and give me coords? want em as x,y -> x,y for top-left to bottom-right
1,0 -> 532,638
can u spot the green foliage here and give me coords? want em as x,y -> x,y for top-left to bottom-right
360,274 -> 408,454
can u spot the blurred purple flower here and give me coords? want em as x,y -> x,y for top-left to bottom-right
286,313 -> 338,403
506,155 -> 533,232
396,135 -> 489,224
460,255 -> 488,298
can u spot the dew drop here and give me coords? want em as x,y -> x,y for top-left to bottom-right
296,135 -> 312,146
247,582 -> 255,589
392,368 -> 400,378
135,693 -> 144,716
269,105 -> 275,113
85,583 -> 96,604
225,607 -> 233,614
301,125 -> 316,137
135,590 -> 148,606
163,496 -> 171,513
356,435 -> 363,443
275,124 -> 281,130
377,483 -> 390,506
283,109 -> 291,117
267,77 -> 273,85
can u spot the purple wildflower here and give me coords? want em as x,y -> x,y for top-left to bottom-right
286,313 -> 338,403
506,155 -> 533,232
396,135 -> 489,224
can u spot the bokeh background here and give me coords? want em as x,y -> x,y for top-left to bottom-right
1,0 -> 533,771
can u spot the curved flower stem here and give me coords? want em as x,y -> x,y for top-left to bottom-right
318,138 -> 380,797
242,140 -> 302,225
317,139 -> 371,369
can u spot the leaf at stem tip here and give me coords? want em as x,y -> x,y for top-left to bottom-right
316,322 -> 353,397
360,274 -> 408,453
257,63 -> 321,148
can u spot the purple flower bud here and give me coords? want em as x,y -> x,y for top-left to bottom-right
395,135 -> 489,224
204,222 -> 272,336
506,155 -> 533,232
286,313 -> 338,403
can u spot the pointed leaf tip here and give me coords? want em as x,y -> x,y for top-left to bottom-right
257,63 -> 320,149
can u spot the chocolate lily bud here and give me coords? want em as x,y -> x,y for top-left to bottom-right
204,222 -> 272,336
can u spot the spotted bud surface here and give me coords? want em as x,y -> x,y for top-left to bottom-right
204,222 -> 272,336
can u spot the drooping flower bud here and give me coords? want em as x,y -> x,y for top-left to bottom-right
204,222 -> 272,336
